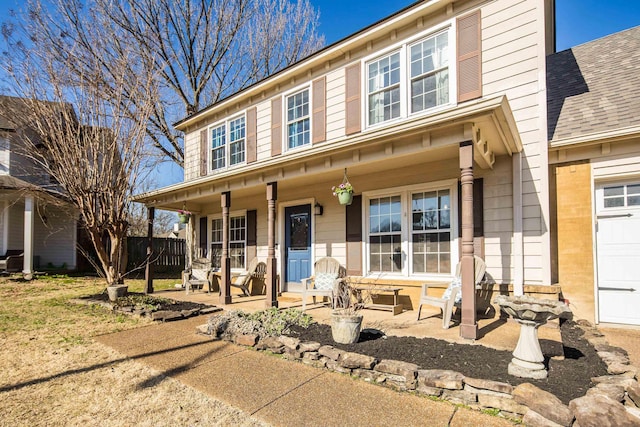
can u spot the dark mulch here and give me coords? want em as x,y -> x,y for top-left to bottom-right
83,291 -> 212,312
286,319 -> 608,404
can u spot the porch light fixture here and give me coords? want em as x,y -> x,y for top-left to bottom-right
314,203 -> 324,216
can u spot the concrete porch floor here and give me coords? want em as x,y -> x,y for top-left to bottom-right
155,287 -> 564,355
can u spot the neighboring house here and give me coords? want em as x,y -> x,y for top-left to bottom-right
548,26 -> 640,326
135,0 -> 558,330
0,96 -> 77,273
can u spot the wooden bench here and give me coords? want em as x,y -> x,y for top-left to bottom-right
352,285 -> 403,315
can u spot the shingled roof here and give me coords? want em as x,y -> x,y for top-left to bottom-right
547,26 -> 640,142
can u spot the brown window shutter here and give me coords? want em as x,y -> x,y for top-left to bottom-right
246,210 -> 257,262
345,63 -> 361,135
271,97 -> 282,157
246,107 -> 257,163
457,10 -> 482,103
199,216 -> 208,254
312,77 -> 326,144
200,129 -> 208,176
346,195 -> 363,275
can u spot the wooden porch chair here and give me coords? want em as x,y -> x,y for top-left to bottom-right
417,256 -> 486,329
182,257 -> 214,294
230,257 -> 260,297
300,257 -> 346,311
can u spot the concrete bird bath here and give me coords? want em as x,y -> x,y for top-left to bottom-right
494,295 -> 571,379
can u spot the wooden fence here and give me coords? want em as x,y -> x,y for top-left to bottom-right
126,236 -> 185,276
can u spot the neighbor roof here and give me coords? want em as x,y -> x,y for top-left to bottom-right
547,26 -> 640,142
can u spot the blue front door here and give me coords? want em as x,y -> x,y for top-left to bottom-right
285,205 -> 312,286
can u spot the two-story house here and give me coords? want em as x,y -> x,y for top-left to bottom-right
0,96 -> 78,274
135,0 -> 557,336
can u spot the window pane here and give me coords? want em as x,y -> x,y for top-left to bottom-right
287,89 -> 310,149
367,52 -> 401,125
628,196 -> 640,206
628,184 -> 640,195
604,186 -> 624,197
410,190 -> 452,274
410,29 -> 450,114
604,198 -> 624,208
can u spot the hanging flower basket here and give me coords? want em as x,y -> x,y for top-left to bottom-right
337,191 -> 353,205
178,210 -> 191,224
332,169 -> 354,206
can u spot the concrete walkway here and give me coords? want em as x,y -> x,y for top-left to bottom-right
96,314 -> 516,427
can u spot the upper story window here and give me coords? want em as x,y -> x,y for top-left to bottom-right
286,88 -> 310,149
368,52 -> 401,125
365,26 -> 453,127
410,31 -> 449,113
210,115 -> 246,171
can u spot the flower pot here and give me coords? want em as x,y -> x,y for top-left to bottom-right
178,213 -> 190,224
330,313 -> 363,344
338,192 -> 353,206
107,284 -> 128,302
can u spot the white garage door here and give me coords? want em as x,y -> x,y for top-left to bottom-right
596,181 -> 640,325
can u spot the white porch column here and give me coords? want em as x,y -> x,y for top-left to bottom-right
23,195 -> 34,278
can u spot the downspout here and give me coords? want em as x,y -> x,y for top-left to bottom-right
512,152 -> 524,296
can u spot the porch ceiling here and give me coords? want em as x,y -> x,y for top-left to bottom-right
135,95 -> 521,212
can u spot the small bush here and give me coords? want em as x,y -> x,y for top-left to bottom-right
207,308 -> 313,340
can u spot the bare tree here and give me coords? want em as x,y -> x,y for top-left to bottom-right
2,0 -> 324,167
127,204 -> 176,237
2,31 -> 155,287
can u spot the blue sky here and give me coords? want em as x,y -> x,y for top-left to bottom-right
1,0 -> 639,187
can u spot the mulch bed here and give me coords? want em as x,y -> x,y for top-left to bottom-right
286,319 -> 608,404
84,291 -> 210,312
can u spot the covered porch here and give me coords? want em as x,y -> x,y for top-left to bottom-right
136,96 -> 524,339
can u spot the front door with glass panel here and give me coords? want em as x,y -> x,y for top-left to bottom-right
285,205 -> 312,288
595,181 -> 640,325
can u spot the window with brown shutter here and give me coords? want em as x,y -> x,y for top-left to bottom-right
345,63 -> 361,135
457,10 -> 482,103
271,97 -> 282,157
199,129 -> 208,176
246,107 -> 257,163
312,77 -> 326,144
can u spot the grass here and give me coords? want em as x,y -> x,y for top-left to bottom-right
0,274 -> 267,427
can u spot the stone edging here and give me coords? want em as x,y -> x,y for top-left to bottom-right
197,321 -> 640,426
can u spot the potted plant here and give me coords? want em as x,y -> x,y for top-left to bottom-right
330,278 -> 371,344
178,209 -> 191,224
332,182 -> 354,205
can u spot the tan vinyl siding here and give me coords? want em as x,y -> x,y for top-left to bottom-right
481,0 -> 548,284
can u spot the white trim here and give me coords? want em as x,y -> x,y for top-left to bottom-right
23,195 -> 34,274
206,209 -> 248,272
591,168 -> 599,324
282,84 -> 313,154
362,178 -> 458,280
278,198 -> 315,291
361,19 -> 456,131
207,112 -> 248,173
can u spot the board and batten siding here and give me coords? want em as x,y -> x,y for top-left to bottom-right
479,0 -> 550,285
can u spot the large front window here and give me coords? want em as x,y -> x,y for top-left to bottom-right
210,214 -> 246,269
366,184 -> 456,277
369,196 -> 402,273
411,190 -> 451,273
286,89 -> 310,149
366,26 -> 453,127
210,115 -> 245,171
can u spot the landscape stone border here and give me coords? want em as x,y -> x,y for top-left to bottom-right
196,320 -> 640,426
